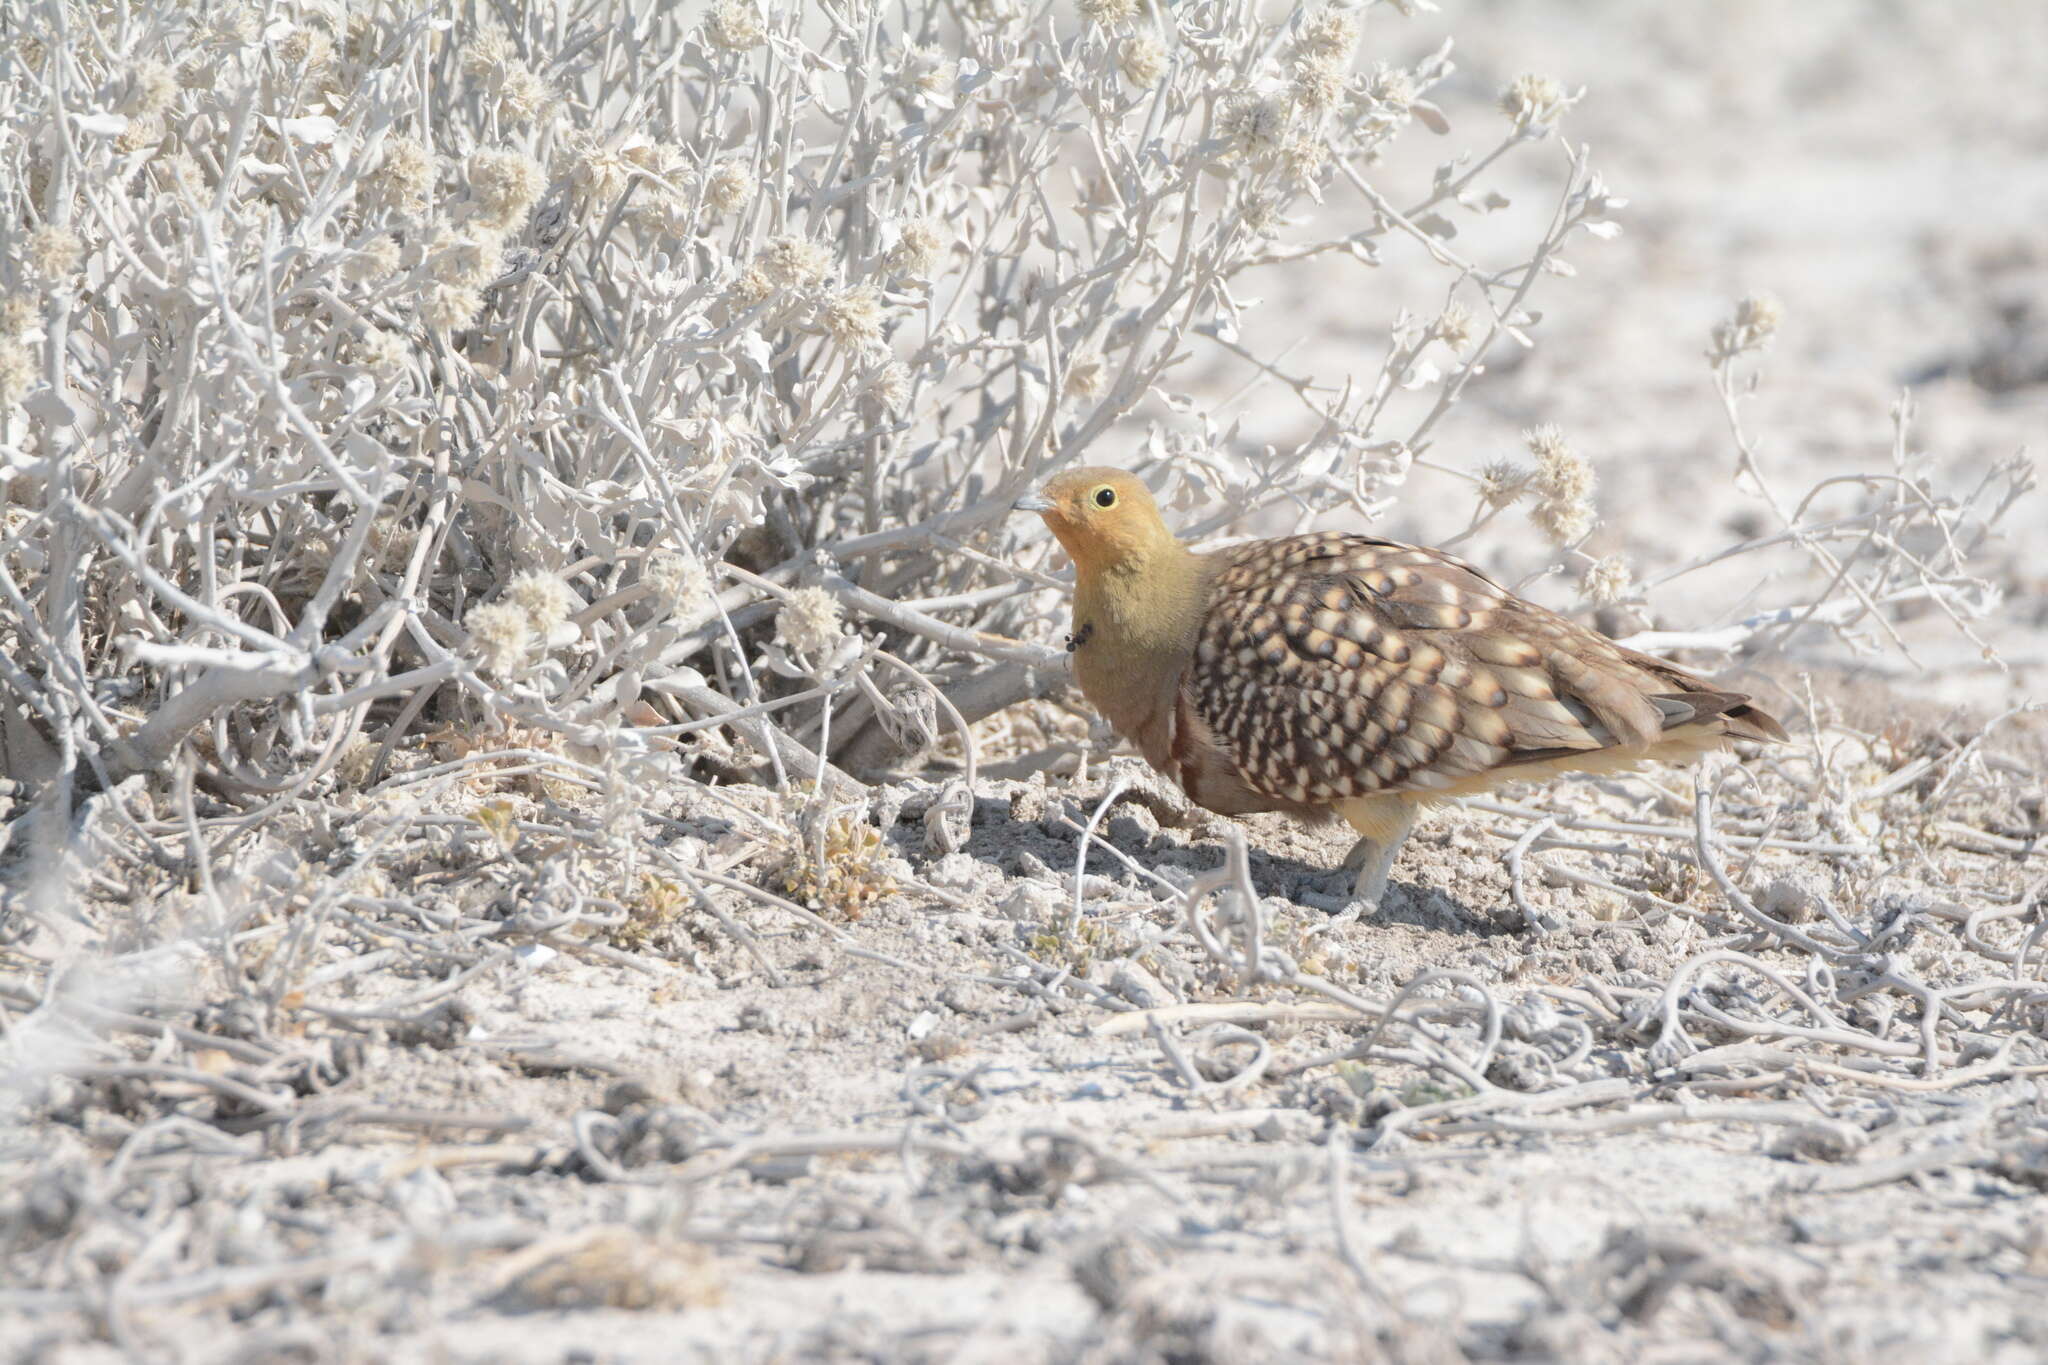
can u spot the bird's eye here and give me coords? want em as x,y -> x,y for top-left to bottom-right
1093,486 -> 1117,509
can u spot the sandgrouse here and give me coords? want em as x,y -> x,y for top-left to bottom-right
1014,467 -> 1787,910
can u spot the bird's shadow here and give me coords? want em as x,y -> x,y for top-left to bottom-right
890,790 -> 1507,938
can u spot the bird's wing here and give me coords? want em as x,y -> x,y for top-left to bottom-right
1186,533 -> 1774,806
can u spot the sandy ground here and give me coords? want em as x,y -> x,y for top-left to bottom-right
4,3 -> 2046,1362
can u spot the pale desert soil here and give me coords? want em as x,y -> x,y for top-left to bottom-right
4,3 -> 2046,1363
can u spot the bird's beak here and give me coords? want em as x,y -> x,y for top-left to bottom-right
1011,491 -> 1054,513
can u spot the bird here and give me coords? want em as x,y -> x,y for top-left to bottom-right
1012,467 -> 1787,913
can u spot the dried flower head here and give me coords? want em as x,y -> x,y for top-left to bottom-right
1118,35 -> 1166,87
1220,89 -> 1294,159
506,570 -> 579,634
1295,9 -> 1360,64
419,281 -> 483,331
775,586 -> 844,660
726,266 -> 774,310
1500,73 -> 1567,127
371,136 -> 435,209
0,340 -> 35,408
468,147 -> 545,232
1366,63 -> 1415,111
570,138 -> 635,208
1735,293 -> 1782,338
886,216 -> 946,277
26,225 -> 84,279
1289,59 -> 1347,113
123,59 -> 178,118
1525,426 -> 1596,544
152,151 -> 206,196
0,294 -> 37,338
705,160 -> 755,215
1477,458 -> 1532,509
201,4 -> 259,49
347,234 -> 403,283
1279,132 -> 1328,181
1526,425 -> 1592,505
1531,497 -> 1594,545
431,230 -> 504,288
1065,350 -> 1108,400
643,552 -> 712,614
465,601 -> 532,676
1714,292 -> 1784,358
278,25 -> 334,70
1579,554 -> 1633,605
896,43 -> 951,96
1240,194 -> 1284,237
704,1 -> 768,51
461,27 -> 518,81
349,326 -> 409,376
497,65 -> 550,122
344,12 -> 387,66
1434,302 -> 1475,352
1078,0 -> 1140,25
758,234 -> 832,289
871,360 -> 912,408
820,284 -> 885,352
116,116 -> 166,155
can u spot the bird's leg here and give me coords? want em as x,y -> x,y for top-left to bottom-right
1335,797 -> 1419,918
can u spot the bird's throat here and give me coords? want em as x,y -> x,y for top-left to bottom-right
1071,541 -> 1206,664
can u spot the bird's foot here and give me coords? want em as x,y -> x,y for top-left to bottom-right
1328,892 -> 1381,927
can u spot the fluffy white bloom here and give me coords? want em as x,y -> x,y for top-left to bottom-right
871,361 -> 912,408
1477,459 -> 1532,509
726,266 -> 775,309
758,235 -> 832,288
0,341 -> 35,408
644,552 -> 713,613
1289,59 -> 1346,112
1580,554 -> 1633,605
349,327 -> 409,376
704,1 -> 767,51
775,587 -> 844,660
498,65 -> 549,122
466,602 -> 532,676
1079,0 -> 1139,24
1435,302 -> 1475,351
346,235 -> 403,283
430,230 -> 504,288
1500,73 -> 1567,126
886,217 -> 946,277
506,570 -> 579,633
371,136 -> 435,208
706,160 -> 755,215
1715,293 -> 1785,358
1366,64 -> 1415,111
468,148 -> 544,231
1295,9 -> 1359,64
1525,427 -> 1596,545
278,25 -> 334,70
1065,350 -> 1108,400
0,294 -> 36,337
1220,89 -> 1294,158
1118,35 -> 1166,87
26,225 -> 83,278
123,59 -> 178,118
1527,425 -> 1593,506
418,282 -> 482,330
821,284 -> 884,351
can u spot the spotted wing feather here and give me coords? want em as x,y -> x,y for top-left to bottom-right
1186,533 -> 1782,807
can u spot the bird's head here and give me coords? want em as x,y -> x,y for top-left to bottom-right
1012,467 -> 1180,576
